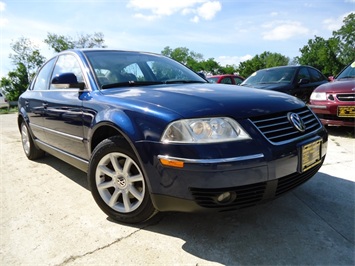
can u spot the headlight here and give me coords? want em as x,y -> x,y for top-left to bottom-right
161,117 -> 251,143
310,92 -> 327,101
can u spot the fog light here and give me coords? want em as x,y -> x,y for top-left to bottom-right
217,191 -> 236,204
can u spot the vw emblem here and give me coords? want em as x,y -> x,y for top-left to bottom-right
288,113 -> 306,132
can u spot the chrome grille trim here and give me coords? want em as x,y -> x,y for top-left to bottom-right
336,93 -> 355,102
249,107 -> 322,144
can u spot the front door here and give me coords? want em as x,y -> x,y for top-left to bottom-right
42,54 -> 88,159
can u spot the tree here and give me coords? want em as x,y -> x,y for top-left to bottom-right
332,13 -> 355,66
237,52 -> 289,77
296,13 -> 354,76
44,33 -> 75,53
161,46 -> 204,71
75,32 -> 107,49
220,64 -> 238,75
296,36 -> 342,76
0,63 -> 29,101
0,37 -> 45,101
45,32 -> 107,53
199,58 -> 222,75
9,37 -> 46,81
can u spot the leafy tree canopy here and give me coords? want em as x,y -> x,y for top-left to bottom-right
45,32 -> 107,53
238,52 -> 289,77
333,13 -> 354,66
0,63 -> 29,101
161,46 -> 238,75
1,32 -> 107,101
296,13 -> 354,76
9,37 -> 46,80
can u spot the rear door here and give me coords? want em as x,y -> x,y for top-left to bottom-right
22,58 -> 56,141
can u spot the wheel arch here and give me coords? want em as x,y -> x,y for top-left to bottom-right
17,107 -> 28,132
90,123 -> 130,152
89,122 -> 155,196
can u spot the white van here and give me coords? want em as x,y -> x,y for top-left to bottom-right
0,91 -> 9,108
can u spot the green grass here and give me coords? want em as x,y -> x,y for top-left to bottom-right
0,107 -> 18,114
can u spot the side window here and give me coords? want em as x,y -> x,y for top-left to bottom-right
234,77 -> 243,85
221,77 -> 232,84
50,54 -> 84,89
297,68 -> 310,81
31,58 -> 56,91
309,68 -> 326,82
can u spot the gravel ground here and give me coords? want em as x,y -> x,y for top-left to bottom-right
1,113 -> 354,266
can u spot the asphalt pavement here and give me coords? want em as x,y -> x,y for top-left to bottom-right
0,113 -> 354,265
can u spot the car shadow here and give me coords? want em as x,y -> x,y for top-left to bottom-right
326,125 -> 355,138
36,154 -> 89,190
36,154 -> 354,265
141,172 -> 355,265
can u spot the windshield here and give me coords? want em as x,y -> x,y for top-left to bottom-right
84,51 -> 207,89
241,67 -> 296,86
336,61 -> 355,80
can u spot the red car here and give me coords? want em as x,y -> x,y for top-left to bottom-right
309,62 -> 355,127
207,74 -> 244,85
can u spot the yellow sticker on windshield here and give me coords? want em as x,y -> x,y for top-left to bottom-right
351,61 -> 355,68
251,72 -> 257,76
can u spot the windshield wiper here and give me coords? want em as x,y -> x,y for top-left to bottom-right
164,80 -> 206,84
101,81 -> 164,89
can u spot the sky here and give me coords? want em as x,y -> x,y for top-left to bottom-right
0,0 -> 354,77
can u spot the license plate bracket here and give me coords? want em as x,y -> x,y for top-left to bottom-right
300,140 -> 322,172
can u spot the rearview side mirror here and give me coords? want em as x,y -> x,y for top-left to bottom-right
51,73 -> 86,90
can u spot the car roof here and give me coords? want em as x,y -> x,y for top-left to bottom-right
207,74 -> 241,77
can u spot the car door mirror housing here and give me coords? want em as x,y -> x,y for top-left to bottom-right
51,73 -> 86,90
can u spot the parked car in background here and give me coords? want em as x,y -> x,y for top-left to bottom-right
309,61 -> 355,127
241,65 -> 328,103
18,49 -> 328,224
0,91 -> 9,109
207,74 -> 245,85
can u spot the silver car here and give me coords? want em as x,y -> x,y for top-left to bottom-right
0,91 -> 9,109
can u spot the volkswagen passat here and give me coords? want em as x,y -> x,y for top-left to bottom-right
18,49 -> 328,223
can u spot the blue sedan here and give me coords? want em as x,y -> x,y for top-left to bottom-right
18,49 -> 328,223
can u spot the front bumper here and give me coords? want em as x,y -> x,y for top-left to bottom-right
151,158 -> 324,212
139,131 -> 328,213
309,103 -> 355,127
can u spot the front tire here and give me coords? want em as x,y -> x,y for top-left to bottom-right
21,122 -> 45,160
88,136 -> 157,223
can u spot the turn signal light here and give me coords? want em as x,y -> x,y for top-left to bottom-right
159,158 -> 184,168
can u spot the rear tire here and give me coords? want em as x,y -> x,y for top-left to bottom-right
20,122 -> 45,160
88,136 -> 157,224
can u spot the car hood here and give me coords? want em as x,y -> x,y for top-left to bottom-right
100,83 -> 304,119
314,79 -> 355,93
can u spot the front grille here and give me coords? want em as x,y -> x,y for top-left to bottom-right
249,107 -> 322,144
336,93 -> 355,102
189,160 -> 323,210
